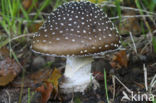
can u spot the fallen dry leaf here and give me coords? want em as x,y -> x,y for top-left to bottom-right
29,68 -> 52,84
22,0 -> 32,10
110,50 -> 128,69
35,68 -> 62,103
22,0 -> 38,10
0,58 -> 21,86
47,68 -> 62,99
12,68 -> 52,88
119,10 -> 141,35
12,67 -> 62,102
36,81 -> 53,103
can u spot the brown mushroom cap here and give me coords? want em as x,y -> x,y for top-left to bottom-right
31,1 -> 121,57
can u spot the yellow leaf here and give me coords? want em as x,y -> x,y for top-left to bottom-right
46,68 -> 62,99
0,72 -> 16,86
48,68 -> 62,90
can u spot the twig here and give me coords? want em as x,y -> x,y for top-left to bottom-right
5,90 -> 11,103
29,12 -> 49,16
113,75 -> 133,94
140,32 -> 153,54
11,33 -> 34,41
129,32 -> 137,54
112,76 -> 116,101
153,29 -> 156,34
101,1 -> 155,27
143,64 -> 148,91
0,33 -> 34,51
100,3 -> 156,15
150,74 -> 156,89
22,20 -> 43,24
109,15 -> 154,20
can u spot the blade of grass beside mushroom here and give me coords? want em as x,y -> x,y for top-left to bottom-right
31,1 -> 121,93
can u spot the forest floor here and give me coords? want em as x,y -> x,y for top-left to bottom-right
0,0 -> 156,103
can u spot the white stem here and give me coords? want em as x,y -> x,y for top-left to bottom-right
60,56 -> 94,93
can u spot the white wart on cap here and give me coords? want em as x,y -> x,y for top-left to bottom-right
32,1 -> 121,56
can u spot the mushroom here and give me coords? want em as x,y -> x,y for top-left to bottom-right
31,1 -> 121,93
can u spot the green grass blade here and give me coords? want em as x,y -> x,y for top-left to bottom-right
104,69 -> 110,103
115,0 -> 121,22
152,37 -> 156,53
39,0 -> 51,11
135,0 -> 151,32
28,88 -> 31,103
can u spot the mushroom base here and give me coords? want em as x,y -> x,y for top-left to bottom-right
60,57 -> 97,93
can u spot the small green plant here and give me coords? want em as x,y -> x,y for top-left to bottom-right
44,61 -> 53,68
104,69 -> 110,103
74,96 -> 82,103
27,88 -> 35,103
